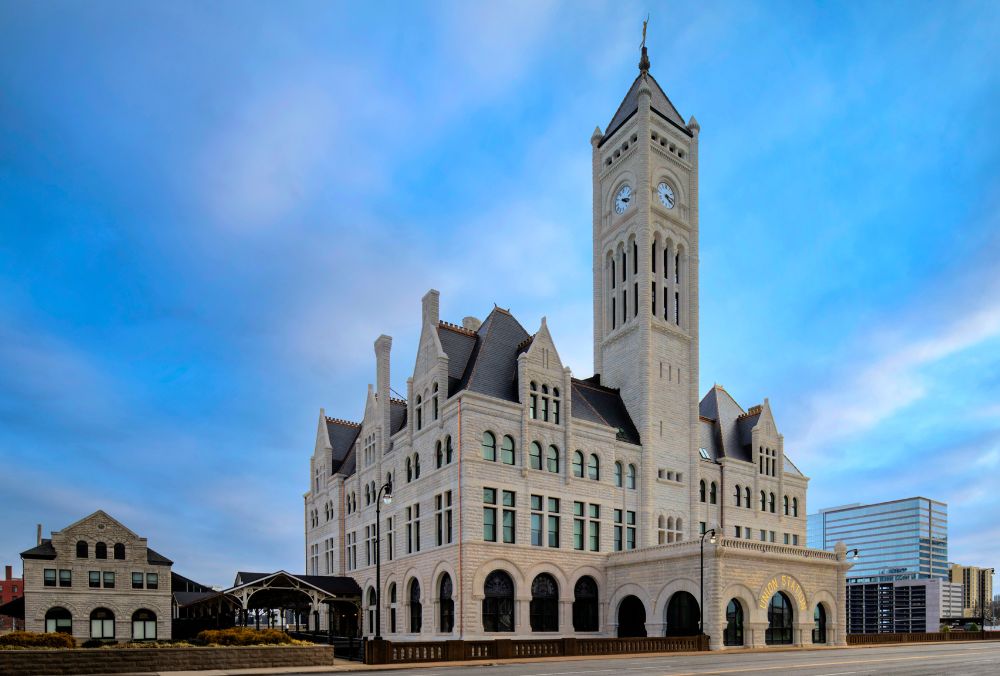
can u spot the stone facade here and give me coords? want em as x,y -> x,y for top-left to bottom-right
21,511 -> 172,643
305,46 -> 848,650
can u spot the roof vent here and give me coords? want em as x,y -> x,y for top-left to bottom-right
462,316 -> 482,332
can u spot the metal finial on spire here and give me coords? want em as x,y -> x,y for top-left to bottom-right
639,15 -> 650,75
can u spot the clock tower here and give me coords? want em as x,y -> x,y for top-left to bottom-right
591,44 -> 702,543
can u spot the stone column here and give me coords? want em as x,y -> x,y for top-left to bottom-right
749,621 -> 768,648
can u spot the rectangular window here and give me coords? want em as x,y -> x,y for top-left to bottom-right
614,509 -> 624,551
502,490 -> 516,543
547,497 -> 560,548
622,289 -> 627,323
589,504 -> 601,552
769,531 -> 776,543
784,533 -> 790,545
386,518 -> 394,562
44,569 -> 56,587
744,527 -> 751,539
663,287 -> 669,321
735,526 -> 741,538
406,504 -> 421,553
574,502 -> 585,551
611,297 -> 616,329
700,521 -> 707,535
58,569 -> 71,588
89,571 -> 101,588
530,495 -> 543,546
674,291 -> 680,324
760,529 -> 767,542
793,534 -> 799,546
146,573 -> 158,590
530,395 -> 537,419
132,572 -> 144,589
484,488 -> 497,542
103,571 -> 114,589
626,510 -> 636,550
633,282 -> 638,317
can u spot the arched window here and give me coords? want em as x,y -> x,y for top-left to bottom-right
792,497 -> 799,517
614,462 -> 623,487
745,486 -> 751,508
588,454 -> 600,480
626,464 -> 636,489
367,587 -> 376,634
572,451 -> 584,477
76,540 -> 88,558
529,573 -> 559,632
409,579 -> 422,633
760,491 -> 767,511
436,440 -> 444,468
769,492 -> 776,513
766,592 -> 794,645
501,435 -> 515,465
546,445 -> 559,473
416,395 -> 423,430
812,604 -> 827,643
482,570 -> 514,632
734,485 -> 742,507
413,453 -> 421,479
365,484 -> 371,505
433,382 -> 439,420
529,442 -> 542,470
784,495 -> 789,515
439,573 -> 454,632
710,482 -> 718,504
572,576 -> 599,631
699,480 -> 707,502
95,542 -> 107,559
129,608 -> 156,640
113,542 -> 125,560
406,457 -> 413,482
482,431 -> 496,461
389,582 -> 397,633
90,608 -> 115,639
724,599 -> 744,646
44,607 -> 72,633
445,435 -> 453,464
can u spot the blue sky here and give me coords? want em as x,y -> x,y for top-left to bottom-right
1,0 -> 998,586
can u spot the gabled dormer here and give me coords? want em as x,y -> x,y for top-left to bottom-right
518,317 -> 571,425
410,290 -> 449,436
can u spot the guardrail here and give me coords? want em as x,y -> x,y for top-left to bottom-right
366,634 -> 709,664
847,630 -> 1000,645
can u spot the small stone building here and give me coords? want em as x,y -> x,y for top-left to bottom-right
21,510 -> 173,642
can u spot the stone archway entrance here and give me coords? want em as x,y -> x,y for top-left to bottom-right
665,591 -> 700,636
617,595 -> 646,637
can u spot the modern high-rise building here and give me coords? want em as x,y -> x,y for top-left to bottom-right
808,498 -> 948,583
949,564 -> 995,618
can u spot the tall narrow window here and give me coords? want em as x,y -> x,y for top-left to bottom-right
622,289 -> 627,323
663,286 -> 669,321
621,250 -> 626,282
552,388 -> 560,424
483,488 -> 497,542
573,576 -> 599,632
416,396 -> 422,430
588,454 -> 600,480
699,480 -> 706,502
409,580 -> 422,633
735,485 -> 742,507
432,383 -> 439,420
611,296 -> 617,330
626,464 -> 636,489
482,570 -> 514,632
482,431 -> 496,461
529,442 -> 542,470
652,281 -> 657,316
710,482 -> 718,504
651,242 -> 657,272
546,445 -> 559,473
572,451 -> 584,478
634,282 -> 638,317
530,573 -> 559,632
632,241 -> 638,275
389,583 -> 397,633
501,435 -> 515,465
439,574 -> 454,633
674,291 -> 680,325
501,490 -> 516,543
614,462 -> 623,488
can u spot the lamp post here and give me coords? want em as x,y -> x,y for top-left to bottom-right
982,568 -> 994,636
374,478 -> 393,641
699,528 -> 716,634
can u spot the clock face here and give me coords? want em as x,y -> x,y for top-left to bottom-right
615,185 -> 632,214
657,182 -> 676,209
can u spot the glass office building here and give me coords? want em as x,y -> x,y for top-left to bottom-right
808,497 -> 948,583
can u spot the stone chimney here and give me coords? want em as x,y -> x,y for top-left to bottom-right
4,565 -> 11,581
422,289 -> 440,327
36,524 -> 42,546
375,335 -> 392,455
462,316 -> 481,332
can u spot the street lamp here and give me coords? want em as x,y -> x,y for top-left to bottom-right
846,549 -> 860,562
374,477 -> 393,641
699,528 -> 717,634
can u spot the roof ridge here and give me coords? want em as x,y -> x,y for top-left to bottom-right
516,334 -> 536,351
571,377 -> 621,395
389,397 -> 407,406
438,320 -> 477,337
325,416 -> 361,427
571,382 -> 612,428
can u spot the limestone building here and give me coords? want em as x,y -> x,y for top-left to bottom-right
20,511 -> 172,643
305,44 -> 850,650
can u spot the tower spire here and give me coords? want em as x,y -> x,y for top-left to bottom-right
639,15 -> 650,75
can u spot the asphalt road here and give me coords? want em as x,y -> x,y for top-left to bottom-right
294,641 -> 1000,676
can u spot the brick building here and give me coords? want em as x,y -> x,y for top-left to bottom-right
305,42 -> 852,650
0,565 -> 24,631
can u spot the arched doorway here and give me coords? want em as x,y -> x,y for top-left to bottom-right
665,591 -> 699,636
482,570 -> 514,632
617,595 -> 646,637
812,604 -> 827,643
529,573 -> 558,632
766,592 -> 793,645
723,599 -> 744,646
572,576 -> 599,632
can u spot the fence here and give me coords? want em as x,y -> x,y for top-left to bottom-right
847,630 -> 1000,645
366,634 -> 709,664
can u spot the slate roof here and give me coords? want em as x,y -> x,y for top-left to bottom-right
455,307 -> 530,402
326,417 -> 362,475
600,72 -> 690,147
147,547 -> 173,566
20,539 -> 56,560
389,399 -> 407,435
572,377 -> 641,445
